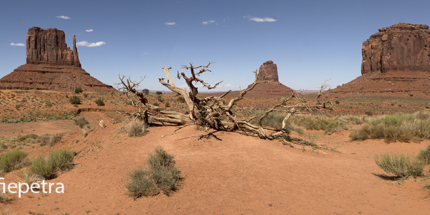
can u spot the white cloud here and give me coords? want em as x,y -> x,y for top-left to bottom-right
164,22 -> 176,26
76,41 -> 106,47
202,20 -> 215,25
85,29 -> 93,32
10,43 -> 25,46
244,15 -> 277,22
56,15 -> 71,20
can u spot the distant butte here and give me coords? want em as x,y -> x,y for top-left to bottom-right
244,60 -> 294,97
0,27 -> 115,92
327,22 -> 430,98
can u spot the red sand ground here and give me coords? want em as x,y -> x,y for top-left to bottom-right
1,112 -> 430,214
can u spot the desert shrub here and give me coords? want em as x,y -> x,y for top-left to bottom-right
74,87 -> 83,94
69,96 -> 81,104
350,112 -> 430,143
124,120 -> 147,137
0,150 -> 28,172
83,93 -> 88,98
47,148 -> 75,172
28,155 -> 54,179
95,98 -> 105,106
45,100 -> 53,107
48,133 -> 64,147
18,134 -> 38,142
28,148 -> 75,180
374,153 -> 425,179
126,147 -> 180,199
155,91 -> 162,95
21,98 -> 27,103
157,95 -> 164,102
153,102 -> 159,106
249,112 -> 304,134
417,145 -> 430,164
165,102 -> 170,107
325,120 -> 348,135
74,117 -> 89,128
336,115 -> 368,125
126,168 -> 159,198
335,100 -> 340,104
142,89 -> 149,95
290,114 -> 333,130
365,111 -> 373,116
177,97 -> 186,103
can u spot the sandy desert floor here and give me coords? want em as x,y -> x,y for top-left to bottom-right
0,90 -> 429,214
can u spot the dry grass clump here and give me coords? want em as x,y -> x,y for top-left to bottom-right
0,208 -> 15,215
27,148 -> 75,180
374,153 -> 426,179
120,120 -> 148,137
249,112 -> 304,134
0,150 -> 29,173
126,146 -> 181,199
290,114 -> 333,130
74,117 -> 89,128
417,145 -> 430,164
350,111 -> 430,143
336,115 -> 369,125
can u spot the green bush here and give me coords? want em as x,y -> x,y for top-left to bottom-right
155,91 -> 162,95
29,155 -> 55,179
83,93 -> 88,98
142,89 -> 149,95
74,87 -> 83,94
18,134 -> 38,142
126,168 -> 159,198
374,153 -> 425,179
153,102 -> 159,106
350,112 -> 430,143
95,98 -> 105,106
28,148 -> 75,180
165,102 -> 170,107
0,150 -> 28,172
74,117 -> 89,128
126,147 -> 181,199
418,145 -> 430,164
325,120 -> 348,135
69,96 -> 81,104
157,95 -> 164,102
290,115 -> 333,131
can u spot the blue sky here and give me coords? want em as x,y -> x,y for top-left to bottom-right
2,0 -> 430,91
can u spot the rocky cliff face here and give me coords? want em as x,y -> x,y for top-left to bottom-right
362,22 -> 430,75
0,27 -> 116,93
26,27 -> 81,67
257,60 -> 279,82
327,22 -> 430,98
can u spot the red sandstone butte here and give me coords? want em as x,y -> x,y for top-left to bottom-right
245,60 -> 294,97
328,22 -> 430,98
0,27 -> 115,92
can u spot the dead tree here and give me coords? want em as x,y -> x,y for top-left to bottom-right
116,74 -> 189,126
158,62 -> 331,140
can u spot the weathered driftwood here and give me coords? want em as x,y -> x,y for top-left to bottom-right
157,62 -> 331,140
116,74 -> 188,126
118,62 -> 330,140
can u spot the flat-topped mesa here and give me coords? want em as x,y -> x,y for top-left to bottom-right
26,27 -> 81,67
257,60 -> 279,82
362,22 -> 430,75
